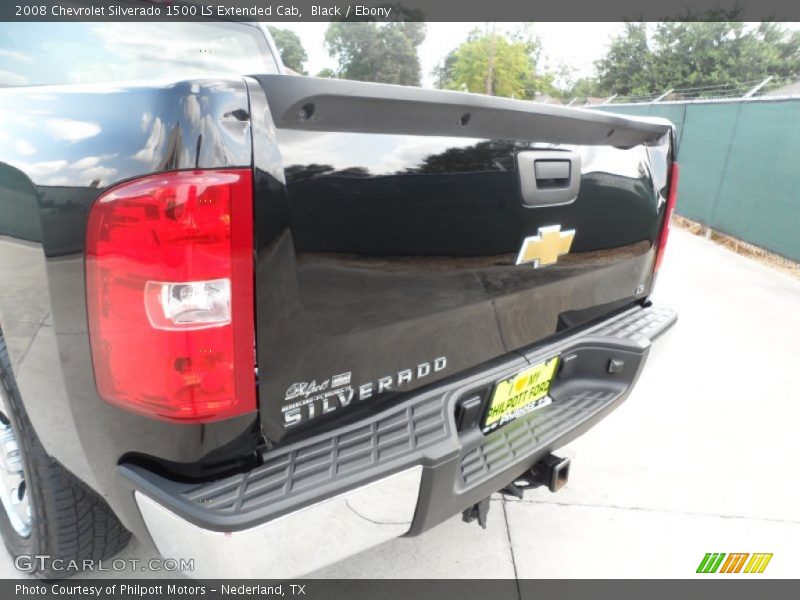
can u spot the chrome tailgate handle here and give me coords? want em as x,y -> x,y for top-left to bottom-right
518,150 -> 581,207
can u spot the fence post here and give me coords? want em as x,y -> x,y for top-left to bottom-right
706,101 -> 745,233
652,89 -> 674,103
743,76 -> 773,98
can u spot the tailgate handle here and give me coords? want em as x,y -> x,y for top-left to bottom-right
518,150 -> 581,207
534,160 -> 571,183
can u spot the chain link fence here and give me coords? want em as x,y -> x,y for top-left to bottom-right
602,76 -> 800,104
594,95 -> 800,263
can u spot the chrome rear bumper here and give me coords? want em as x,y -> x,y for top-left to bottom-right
136,466 -> 422,579
127,304 -> 676,579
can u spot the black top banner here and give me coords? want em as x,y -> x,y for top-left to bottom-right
3,0 -> 800,22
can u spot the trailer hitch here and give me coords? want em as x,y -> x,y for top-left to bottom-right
503,453 -> 571,497
462,453 -> 571,529
461,497 -> 491,529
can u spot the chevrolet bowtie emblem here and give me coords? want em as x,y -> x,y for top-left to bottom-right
516,225 -> 575,267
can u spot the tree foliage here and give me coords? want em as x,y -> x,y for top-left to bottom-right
324,22 -> 426,86
594,23 -> 653,97
562,76 -> 601,101
594,22 -> 800,98
315,67 -> 337,79
268,26 -> 308,75
435,28 -> 551,99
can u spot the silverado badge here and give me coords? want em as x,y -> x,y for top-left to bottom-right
516,225 -> 575,267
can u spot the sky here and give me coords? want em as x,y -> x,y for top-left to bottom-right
276,22 -> 626,89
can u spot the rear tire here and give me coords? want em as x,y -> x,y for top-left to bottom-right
0,332 -> 131,578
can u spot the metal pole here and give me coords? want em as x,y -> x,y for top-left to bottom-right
601,94 -> 618,105
566,98 -> 577,107
652,89 -> 674,103
743,76 -> 773,98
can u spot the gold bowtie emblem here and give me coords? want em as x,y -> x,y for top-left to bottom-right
516,225 -> 575,267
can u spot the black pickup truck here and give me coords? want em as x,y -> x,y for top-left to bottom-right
0,20 -> 677,578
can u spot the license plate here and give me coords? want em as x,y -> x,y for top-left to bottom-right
482,356 -> 559,434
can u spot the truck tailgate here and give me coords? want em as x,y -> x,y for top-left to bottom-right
250,75 -> 673,443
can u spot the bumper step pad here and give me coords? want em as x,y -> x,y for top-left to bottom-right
121,304 -> 676,533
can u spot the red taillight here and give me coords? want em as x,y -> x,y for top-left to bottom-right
86,169 -> 255,423
654,162 -> 679,273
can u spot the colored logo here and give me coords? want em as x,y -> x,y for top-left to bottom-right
696,553 -> 773,574
516,225 -> 575,268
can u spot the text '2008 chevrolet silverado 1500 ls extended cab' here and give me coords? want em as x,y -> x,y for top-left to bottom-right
0,20 -> 677,578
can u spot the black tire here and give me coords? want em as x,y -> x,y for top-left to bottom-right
0,332 -> 131,578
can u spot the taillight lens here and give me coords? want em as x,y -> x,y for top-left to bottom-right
86,170 -> 255,422
654,162 -> 679,273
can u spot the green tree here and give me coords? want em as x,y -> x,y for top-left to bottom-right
436,27 -> 549,99
315,68 -> 337,79
324,22 -> 426,86
565,76 -> 601,102
594,23 -> 655,96
268,26 -> 308,75
432,48 -> 459,90
594,22 -> 800,98
651,22 -> 800,90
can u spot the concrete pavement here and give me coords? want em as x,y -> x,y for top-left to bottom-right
2,228 -> 799,579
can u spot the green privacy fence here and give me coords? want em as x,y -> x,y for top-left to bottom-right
595,99 -> 800,263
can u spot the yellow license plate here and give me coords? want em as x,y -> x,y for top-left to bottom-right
482,356 -> 559,433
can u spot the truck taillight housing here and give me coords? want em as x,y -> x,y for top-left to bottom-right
86,170 -> 256,422
654,162 -> 679,273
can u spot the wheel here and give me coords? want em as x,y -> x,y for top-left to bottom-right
0,332 -> 131,578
